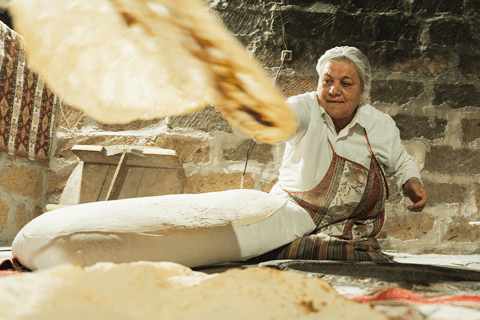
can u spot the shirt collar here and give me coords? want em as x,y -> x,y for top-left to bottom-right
317,99 -> 367,135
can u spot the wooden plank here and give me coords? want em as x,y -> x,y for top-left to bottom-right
72,145 -> 134,165
79,163 -> 110,204
117,167 -> 145,200
136,167 -> 185,197
71,145 -> 106,162
142,147 -> 176,156
61,145 -> 186,206
72,145 -> 105,153
97,165 -> 118,201
105,152 -> 130,201
122,152 -> 182,168
72,145 -> 182,168
46,204 -> 71,211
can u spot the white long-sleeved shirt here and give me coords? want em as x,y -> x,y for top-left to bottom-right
273,91 -> 421,195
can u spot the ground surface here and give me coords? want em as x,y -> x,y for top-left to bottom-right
3,247 -> 480,319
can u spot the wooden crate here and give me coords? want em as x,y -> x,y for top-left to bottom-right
50,145 -> 185,210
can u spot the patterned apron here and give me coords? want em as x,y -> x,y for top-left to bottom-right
258,130 -> 390,262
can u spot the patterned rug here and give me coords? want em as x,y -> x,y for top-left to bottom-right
0,21 -> 60,162
0,257 -> 27,277
352,288 -> 480,306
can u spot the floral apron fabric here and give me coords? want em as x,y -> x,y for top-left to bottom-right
259,130 -> 390,262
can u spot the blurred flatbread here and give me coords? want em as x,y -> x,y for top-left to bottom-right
9,0 -> 296,143
0,262 -> 387,320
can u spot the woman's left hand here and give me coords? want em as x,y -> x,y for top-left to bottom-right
403,178 -> 427,212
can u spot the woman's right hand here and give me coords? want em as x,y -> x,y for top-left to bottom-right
403,178 -> 427,212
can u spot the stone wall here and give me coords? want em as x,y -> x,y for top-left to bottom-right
3,0 -> 480,255
0,153 -> 47,245
205,0 -> 480,254
0,13 -> 57,246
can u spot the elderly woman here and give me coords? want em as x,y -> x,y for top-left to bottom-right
263,46 -> 427,262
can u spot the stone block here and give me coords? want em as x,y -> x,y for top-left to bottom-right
441,216 -> 479,242
213,5 -> 336,71
284,0 -> 345,6
351,0 -> 403,11
474,184 -> 480,213
277,76 -> 318,98
469,0 -> 480,14
282,11 -> 336,38
411,0 -> 464,15
45,170 -> 70,205
223,139 -> 274,164
367,47 -> 448,75
432,84 -> 480,109
16,205 -> 42,230
167,106 -> 233,133
15,205 -> 27,231
251,10 -> 336,69
370,80 -> 424,105
0,199 -> 9,232
458,54 -> 480,75
378,211 -> 435,241
391,114 -> 446,141
461,119 -> 480,143
333,11 -> 375,43
98,118 -> 163,132
213,7 -> 266,36
429,20 -> 474,46
184,172 -> 254,194
375,14 -> 420,42
154,136 -> 211,165
210,0 -> 263,8
0,165 -> 42,199
424,146 -> 480,175
423,181 -> 465,205
56,104 -> 86,130
260,178 -> 278,193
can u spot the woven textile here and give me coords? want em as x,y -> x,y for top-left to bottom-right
0,21 -> 59,162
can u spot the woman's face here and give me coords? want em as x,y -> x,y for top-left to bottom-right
316,60 -> 364,126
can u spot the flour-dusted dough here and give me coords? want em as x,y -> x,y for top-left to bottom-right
8,0 -> 297,143
0,261 -> 387,320
12,189 -> 316,270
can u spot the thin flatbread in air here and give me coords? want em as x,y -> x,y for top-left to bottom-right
9,0 -> 297,143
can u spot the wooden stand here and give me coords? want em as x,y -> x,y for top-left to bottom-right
47,145 -> 185,211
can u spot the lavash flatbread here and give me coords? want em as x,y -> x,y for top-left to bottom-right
0,261 -> 387,320
8,0 -> 296,143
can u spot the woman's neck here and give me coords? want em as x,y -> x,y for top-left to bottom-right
333,113 -> 355,134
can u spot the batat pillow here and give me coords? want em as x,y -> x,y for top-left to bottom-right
12,189 -> 315,270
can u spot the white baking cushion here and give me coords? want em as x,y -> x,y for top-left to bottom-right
12,189 -> 315,270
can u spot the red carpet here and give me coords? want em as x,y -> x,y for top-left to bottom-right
0,258 -> 27,276
352,288 -> 480,306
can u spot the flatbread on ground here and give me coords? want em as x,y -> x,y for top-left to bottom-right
0,262 -> 387,319
9,0 -> 297,143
